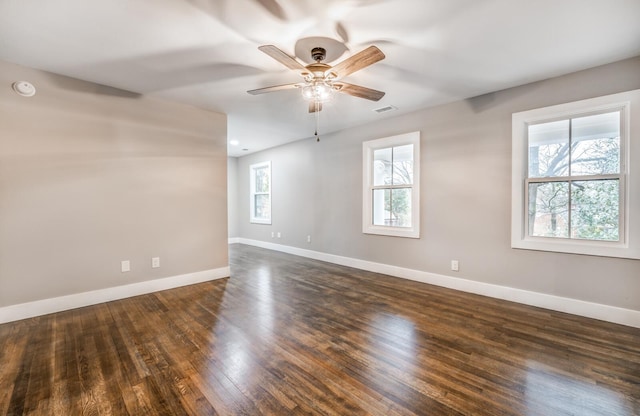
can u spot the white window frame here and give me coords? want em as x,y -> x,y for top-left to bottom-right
363,131 -> 420,238
511,89 -> 640,259
249,161 -> 271,225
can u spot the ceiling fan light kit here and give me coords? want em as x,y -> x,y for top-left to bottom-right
301,79 -> 334,102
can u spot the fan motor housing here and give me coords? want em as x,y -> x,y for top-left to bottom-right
311,47 -> 326,62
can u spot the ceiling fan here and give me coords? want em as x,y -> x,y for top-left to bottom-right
248,44 -> 386,113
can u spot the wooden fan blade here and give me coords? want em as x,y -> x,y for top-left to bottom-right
247,83 -> 301,95
331,46 -> 385,78
308,101 -> 323,113
258,45 -> 308,73
335,82 -> 385,101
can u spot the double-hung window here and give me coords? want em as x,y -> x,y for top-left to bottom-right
512,89 -> 640,259
363,131 -> 420,238
250,161 -> 271,224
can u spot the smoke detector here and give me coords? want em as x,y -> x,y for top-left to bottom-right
12,81 -> 36,97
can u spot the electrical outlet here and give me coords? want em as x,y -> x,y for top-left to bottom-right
152,257 -> 160,268
307,235 -> 311,243
451,260 -> 459,272
271,232 -> 275,238
121,260 -> 130,273
277,232 -> 281,238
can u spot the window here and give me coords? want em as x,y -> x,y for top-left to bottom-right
250,161 -> 271,224
512,89 -> 640,259
363,131 -> 420,238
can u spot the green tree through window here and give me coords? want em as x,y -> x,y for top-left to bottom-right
527,111 -> 621,241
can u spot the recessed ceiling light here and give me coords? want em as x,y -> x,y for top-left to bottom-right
229,139 -> 240,146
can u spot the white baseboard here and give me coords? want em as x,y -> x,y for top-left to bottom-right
236,238 -> 640,329
0,267 -> 230,324
228,237 -> 241,245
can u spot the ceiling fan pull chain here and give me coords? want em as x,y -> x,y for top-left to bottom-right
315,101 -> 320,142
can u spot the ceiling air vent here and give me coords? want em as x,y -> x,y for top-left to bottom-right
373,105 -> 397,114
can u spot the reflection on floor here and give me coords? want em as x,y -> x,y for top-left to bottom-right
1,243 -> 639,415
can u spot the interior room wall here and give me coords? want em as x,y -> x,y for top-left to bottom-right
227,156 -> 239,239
237,138 -> 317,247
236,56 -> 640,313
0,60 -> 228,308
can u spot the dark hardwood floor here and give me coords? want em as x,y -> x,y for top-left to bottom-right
1,244 -> 639,415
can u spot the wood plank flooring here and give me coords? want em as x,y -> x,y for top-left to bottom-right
1,244 -> 639,415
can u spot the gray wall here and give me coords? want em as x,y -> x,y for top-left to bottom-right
0,60 -> 228,307
236,56 -> 640,311
227,156 -> 239,239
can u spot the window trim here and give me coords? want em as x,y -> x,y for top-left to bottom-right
363,131 -> 420,238
249,161 -> 271,225
512,90 -> 640,259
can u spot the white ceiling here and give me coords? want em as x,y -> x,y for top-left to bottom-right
1,0 -> 639,157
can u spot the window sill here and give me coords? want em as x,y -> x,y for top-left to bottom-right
250,219 -> 272,225
363,225 -> 420,239
511,237 -> 640,259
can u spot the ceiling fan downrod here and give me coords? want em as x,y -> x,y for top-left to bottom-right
311,47 -> 326,63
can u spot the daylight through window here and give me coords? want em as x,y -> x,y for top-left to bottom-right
527,111 -> 622,241
512,89 -> 640,259
250,161 -> 271,224
363,132 -> 420,238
